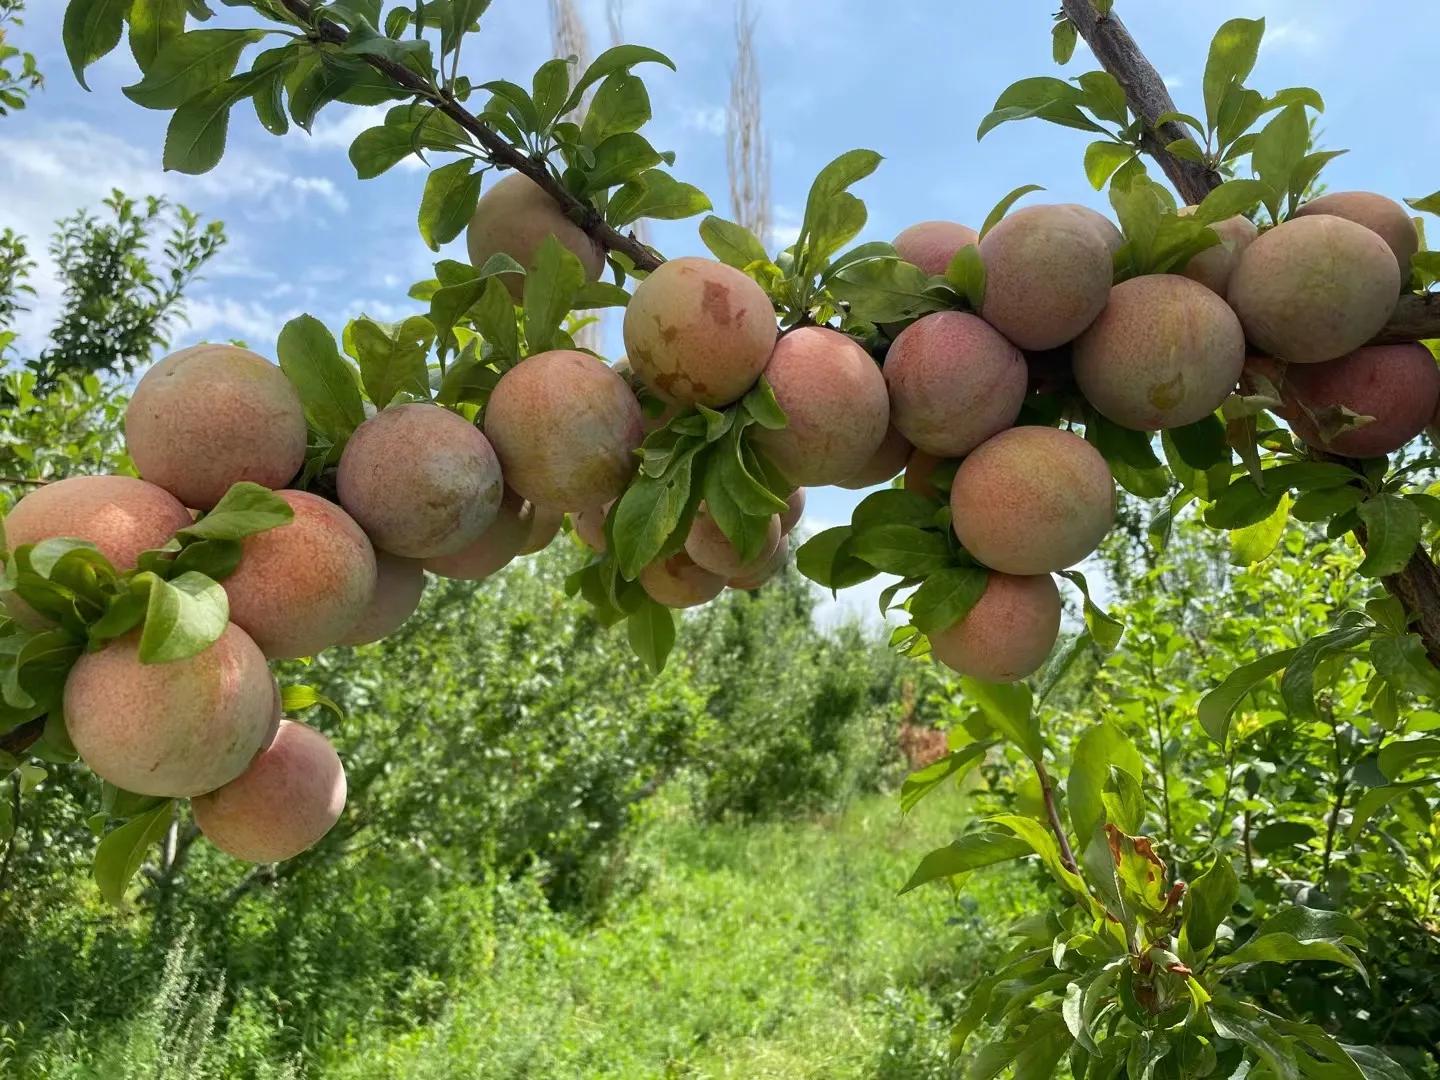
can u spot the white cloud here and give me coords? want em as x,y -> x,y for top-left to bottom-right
1262,19 -> 1324,54
0,120 -> 354,354
177,296 -> 300,352
681,104 -> 727,137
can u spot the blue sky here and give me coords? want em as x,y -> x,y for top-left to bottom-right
4,0 -> 1438,624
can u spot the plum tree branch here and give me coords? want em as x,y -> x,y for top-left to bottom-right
1035,759 -> 1079,875
1061,0 -> 1440,665
1058,0 -> 1440,347
275,0 -> 663,273
0,719 -> 43,757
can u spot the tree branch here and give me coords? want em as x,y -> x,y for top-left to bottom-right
1060,0 -> 1440,662
1059,0 -> 1221,203
1059,0 -> 1440,346
0,719 -> 43,758
276,0 -> 662,273
1035,759 -> 1079,875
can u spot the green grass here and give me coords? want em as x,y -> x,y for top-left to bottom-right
318,791 -> 1037,1080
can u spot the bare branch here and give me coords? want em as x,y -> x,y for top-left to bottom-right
276,0 -> 662,273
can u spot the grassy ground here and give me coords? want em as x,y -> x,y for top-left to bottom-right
319,791 -> 1035,1080
13,790 -> 1037,1079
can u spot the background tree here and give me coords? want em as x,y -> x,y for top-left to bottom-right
0,0 -> 41,117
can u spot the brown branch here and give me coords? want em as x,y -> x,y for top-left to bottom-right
1061,0 -> 1440,661
277,0 -> 662,273
1035,759 -> 1079,875
1059,0 -> 1221,203
0,719 -> 43,758
0,475 -> 48,487
1060,0 -> 1440,346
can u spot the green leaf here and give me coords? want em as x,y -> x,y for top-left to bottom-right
1193,178 -> 1268,224
1405,191 -> 1440,215
909,567 -> 988,635
828,257 -> 946,323
1356,494 -> 1421,577
977,76 -> 1100,142
137,572 -> 229,664
848,525 -> 951,577
1169,414 -> 1229,469
563,44 -> 675,116
960,678 -> 1041,762
795,527 -> 877,591
418,159 -> 483,252
523,236 -> 588,354
531,57 -> 571,131
699,216 -> 768,270
347,315 -> 435,409
580,70 -> 649,144
94,801 -> 174,906
63,0 -> 130,90
898,831 -> 1032,894
1067,721 -> 1143,847
179,482 -> 295,542
1203,18 -> 1266,132
1058,570 -> 1124,652
626,597 -> 675,675
129,0 -> 188,72
277,314 -> 367,442
1198,648 -> 1296,745
1252,820 -> 1317,854
610,449 -> 698,579
797,148 -> 883,274
1216,931 -> 1367,982
581,131 -> 665,193
899,740 -> 995,815
280,684 -> 343,720
1251,104 -> 1310,218
1378,737 -> 1440,781
161,67 -> 267,174
1183,855 -> 1239,953
1281,615 -> 1376,722
608,170 -> 711,227
1369,633 -> 1440,696
1205,477 -> 1284,529
1083,141 -> 1134,191
1229,491 -> 1291,566
1209,1001 -> 1302,1080
124,28 -> 267,109
944,245 -> 985,310
1051,19 -> 1077,65
980,184 -> 1045,238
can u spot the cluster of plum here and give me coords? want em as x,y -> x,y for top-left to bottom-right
2,173 -> 1429,866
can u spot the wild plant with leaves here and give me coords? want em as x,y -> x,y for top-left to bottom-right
2,0 -> 1438,1074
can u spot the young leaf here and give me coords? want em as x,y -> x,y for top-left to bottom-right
1067,721 -> 1143,846
898,831 -> 1031,894
980,184 -> 1045,238
347,315 -> 435,409
1182,854 -> 1239,953
137,571 -> 230,664
608,170 -> 711,226
418,159 -> 483,252
524,236 -> 588,354
626,597 -> 675,675
794,527 -> 877,591
848,525 -> 951,577
699,215 -> 768,270
959,678 -> 1041,761
129,0 -> 188,73
909,567 -> 988,635
277,314 -> 367,441
180,482 -> 295,542
944,245 -> 986,310
1197,648 -> 1297,745
1202,18 -> 1266,132
93,801 -> 175,906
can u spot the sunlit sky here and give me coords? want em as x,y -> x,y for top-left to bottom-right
4,0 -> 1438,625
